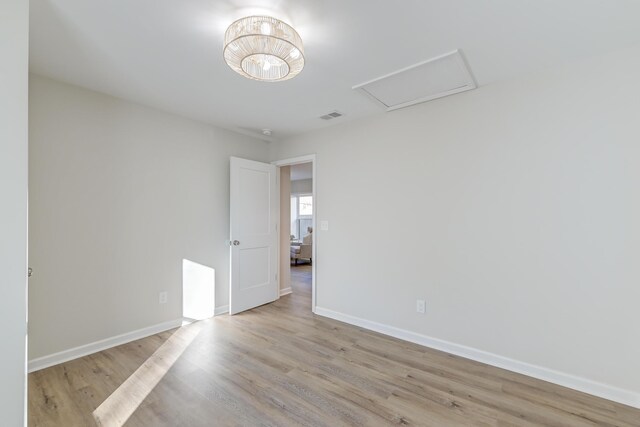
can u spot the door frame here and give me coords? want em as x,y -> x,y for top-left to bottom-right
272,154 -> 317,313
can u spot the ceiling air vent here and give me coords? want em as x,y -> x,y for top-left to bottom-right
353,50 -> 476,111
319,111 -> 343,120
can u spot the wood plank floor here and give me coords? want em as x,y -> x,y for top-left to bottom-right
29,264 -> 640,426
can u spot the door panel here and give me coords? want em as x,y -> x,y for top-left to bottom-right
238,168 -> 271,235
230,157 -> 278,315
238,247 -> 270,290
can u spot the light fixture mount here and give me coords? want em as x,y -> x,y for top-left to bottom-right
223,16 -> 305,82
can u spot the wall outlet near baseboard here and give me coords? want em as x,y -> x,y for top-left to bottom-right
416,299 -> 426,314
159,291 -> 168,304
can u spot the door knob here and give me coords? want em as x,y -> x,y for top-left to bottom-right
233,240 -> 240,246
28,267 -> 33,278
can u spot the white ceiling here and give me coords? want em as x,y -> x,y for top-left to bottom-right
30,0 -> 640,141
290,163 -> 312,181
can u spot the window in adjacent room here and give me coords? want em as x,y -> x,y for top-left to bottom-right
290,194 -> 313,240
298,195 -> 313,217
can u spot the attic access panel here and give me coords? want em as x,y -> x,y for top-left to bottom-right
353,50 -> 476,111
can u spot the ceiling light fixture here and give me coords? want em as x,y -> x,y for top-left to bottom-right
223,16 -> 305,82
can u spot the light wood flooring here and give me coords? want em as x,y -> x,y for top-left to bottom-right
29,264 -> 640,426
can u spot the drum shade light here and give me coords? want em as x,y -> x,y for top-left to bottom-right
223,16 -> 305,82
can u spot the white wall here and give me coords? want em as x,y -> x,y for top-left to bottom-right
269,46 -> 640,400
29,75 -> 268,360
0,0 -> 29,424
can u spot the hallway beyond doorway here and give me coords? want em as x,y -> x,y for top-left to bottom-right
290,264 -> 311,294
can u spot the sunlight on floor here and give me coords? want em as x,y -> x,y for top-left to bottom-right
92,322 -> 204,426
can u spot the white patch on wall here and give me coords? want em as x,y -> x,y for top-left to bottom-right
353,49 -> 476,111
182,259 -> 215,320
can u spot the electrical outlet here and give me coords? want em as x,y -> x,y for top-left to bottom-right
159,291 -> 168,304
416,299 -> 426,314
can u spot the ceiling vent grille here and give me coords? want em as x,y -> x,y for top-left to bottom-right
353,50 -> 476,111
319,111 -> 343,120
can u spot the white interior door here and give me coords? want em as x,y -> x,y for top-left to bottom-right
229,157 -> 279,315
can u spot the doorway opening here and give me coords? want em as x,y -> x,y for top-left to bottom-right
273,155 -> 316,312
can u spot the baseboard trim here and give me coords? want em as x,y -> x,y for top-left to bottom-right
280,287 -> 292,297
315,307 -> 640,409
214,305 -> 229,316
28,318 -> 183,373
